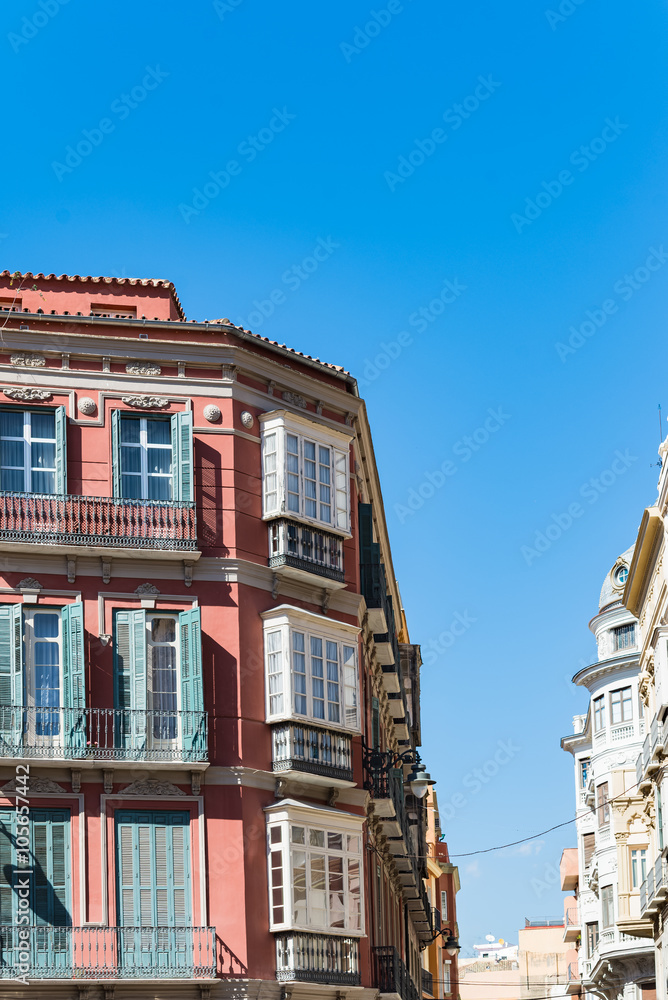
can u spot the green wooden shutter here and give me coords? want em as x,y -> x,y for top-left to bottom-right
114,609 -> 147,749
372,696 -> 380,749
0,605 -> 23,741
62,603 -> 85,752
31,809 -> 71,927
334,448 -> 349,531
54,405 -> 67,495
111,409 -> 122,498
171,412 -> 194,502
0,809 -> 15,924
179,608 -> 203,755
116,810 -> 191,928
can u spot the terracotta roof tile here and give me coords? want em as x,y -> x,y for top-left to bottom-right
211,318 -> 349,374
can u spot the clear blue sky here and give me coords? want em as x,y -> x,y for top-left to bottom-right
3,0 -> 668,954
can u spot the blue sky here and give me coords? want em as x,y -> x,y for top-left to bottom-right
3,0 -> 668,954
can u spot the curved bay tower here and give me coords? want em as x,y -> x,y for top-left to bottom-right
562,547 -> 655,1000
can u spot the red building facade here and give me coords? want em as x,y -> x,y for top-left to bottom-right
0,271 -> 444,999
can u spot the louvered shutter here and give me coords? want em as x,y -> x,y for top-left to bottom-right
0,810 -> 14,925
334,448 -> 349,531
170,412 -> 194,503
62,603 -> 85,752
0,606 -> 19,742
54,405 -> 67,496
114,609 -> 147,750
262,430 -> 280,516
371,696 -> 380,750
31,809 -> 70,928
111,409 -> 122,498
179,608 -> 203,755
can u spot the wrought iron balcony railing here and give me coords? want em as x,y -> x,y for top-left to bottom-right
269,519 -> 344,582
0,707 -> 208,762
373,946 -> 420,1000
275,933 -> 360,985
271,722 -> 353,781
421,967 -> 434,996
0,491 -> 197,551
0,925 -> 216,980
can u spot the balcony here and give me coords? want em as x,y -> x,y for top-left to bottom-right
275,933 -> 360,985
271,722 -> 353,782
0,707 -> 208,765
0,926 -> 216,980
373,946 -> 420,1000
269,519 -> 345,585
421,967 -> 434,996
566,962 -> 581,995
0,491 -> 198,556
651,714 -> 665,761
360,557 -> 389,634
564,906 -> 580,942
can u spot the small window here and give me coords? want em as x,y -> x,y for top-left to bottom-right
613,624 -> 635,651
610,686 -> 633,724
601,885 -> 614,927
440,889 -> 448,921
631,849 -> 647,888
0,297 -> 21,312
614,566 -> 629,586
583,831 -> 595,868
586,921 -> 599,957
593,696 -> 606,732
597,782 -> 610,827
580,758 -> 590,788
91,303 -> 137,318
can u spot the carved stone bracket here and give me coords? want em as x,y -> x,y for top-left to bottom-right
221,364 -> 237,382
272,573 -> 279,601
191,772 -> 202,795
67,558 -> 76,584
275,778 -> 287,799
101,559 -> 111,585
71,770 -> 81,794
183,562 -> 194,588
322,589 -> 330,615
328,788 -> 340,807
103,770 -> 114,794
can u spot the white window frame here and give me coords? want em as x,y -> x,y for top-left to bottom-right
593,695 -> 606,732
610,686 -> 633,724
261,605 -> 361,731
24,607 -> 63,746
631,848 -> 647,889
440,889 -> 448,921
146,611 -> 180,745
119,415 -> 172,501
265,800 -> 365,936
0,409 -> 57,494
260,410 -> 352,535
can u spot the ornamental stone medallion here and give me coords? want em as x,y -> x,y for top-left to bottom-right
240,410 -> 254,429
78,396 -> 97,415
203,404 -> 221,423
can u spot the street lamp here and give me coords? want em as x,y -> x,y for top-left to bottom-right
422,926 -> 461,954
362,743 -> 436,798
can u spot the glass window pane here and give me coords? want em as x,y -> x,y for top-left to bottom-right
291,826 -> 304,844
30,412 -> 55,439
328,833 -> 342,851
148,450 -> 171,476
34,614 -> 59,639
0,411 -> 24,437
121,475 -> 143,499
121,418 -> 141,443
121,446 -> 141,474
31,442 -> 55,470
148,477 -> 171,501
32,470 -> 55,495
309,829 -> 325,847
146,420 -> 170,445
152,618 -> 176,642
0,469 -> 24,491
1,440 -> 23,467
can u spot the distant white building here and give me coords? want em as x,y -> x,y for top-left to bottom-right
561,547 -> 655,1000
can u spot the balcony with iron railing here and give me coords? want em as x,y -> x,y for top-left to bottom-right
421,967 -> 434,996
0,707 -> 208,765
0,491 -> 198,555
641,855 -> 668,917
275,933 -> 360,985
0,926 -> 217,980
269,519 -> 345,584
271,722 -> 353,782
566,962 -> 581,995
564,906 -> 580,942
373,946 -> 420,1000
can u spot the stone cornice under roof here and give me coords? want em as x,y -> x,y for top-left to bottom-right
571,650 -> 640,687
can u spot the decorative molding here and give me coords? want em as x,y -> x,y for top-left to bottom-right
203,404 -> 221,423
316,400 -> 324,416
102,357 -> 111,373
119,779 -> 186,797
240,410 -> 254,429
67,558 -> 76,584
177,362 -> 186,378
11,352 -> 45,367
221,364 -> 237,382
134,583 -> 160,596
78,396 -> 97,416
19,577 -> 42,590
282,391 -> 307,409
121,395 -> 169,409
1,776 -> 65,794
61,353 -> 70,370
191,772 -> 202,795
4,387 -> 52,402
267,381 -> 276,396
183,562 -> 194,588
101,559 -> 111,585
103,770 -> 114,795
71,770 -> 81,794
126,362 -> 162,377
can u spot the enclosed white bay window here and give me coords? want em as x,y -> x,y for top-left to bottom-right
260,410 -> 352,533
266,801 -> 364,935
262,606 -> 360,731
